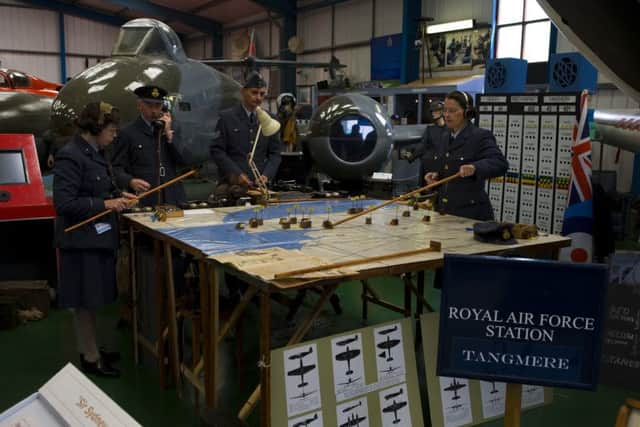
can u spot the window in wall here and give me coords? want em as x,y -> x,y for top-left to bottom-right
495,0 -> 551,63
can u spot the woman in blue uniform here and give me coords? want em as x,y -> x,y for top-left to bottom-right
54,102 -> 136,377
423,90 -> 508,220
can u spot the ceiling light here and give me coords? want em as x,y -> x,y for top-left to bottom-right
427,19 -> 474,34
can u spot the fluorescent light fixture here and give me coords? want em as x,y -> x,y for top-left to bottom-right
427,19 -> 474,34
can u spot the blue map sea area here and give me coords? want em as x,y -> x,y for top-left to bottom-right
159,199 -> 382,256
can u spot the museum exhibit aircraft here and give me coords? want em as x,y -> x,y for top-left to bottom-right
0,68 -> 61,137
49,18 -> 429,184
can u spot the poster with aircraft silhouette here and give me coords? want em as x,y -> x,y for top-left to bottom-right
378,384 -> 412,427
288,410 -> 324,427
284,344 -> 322,417
438,376 -> 472,426
521,384 -> 544,408
373,323 -> 406,385
336,397 -> 369,427
271,318 -> 423,427
479,381 -> 506,418
421,313 -> 553,426
331,333 -> 365,401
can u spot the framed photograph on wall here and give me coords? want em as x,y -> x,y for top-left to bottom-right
428,26 -> 491,71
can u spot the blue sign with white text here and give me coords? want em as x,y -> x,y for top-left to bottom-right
437,255 -> 608,390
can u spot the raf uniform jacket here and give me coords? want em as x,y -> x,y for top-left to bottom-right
111,116 -> 187,207
424,123 -> 508,220
418,124 -> 448,178
211,104 -> 282,183
53,134 -> 120,250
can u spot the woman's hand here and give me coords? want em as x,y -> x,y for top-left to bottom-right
459,164 -> 476,178
104,198 -> 129,212
122,192 -> 139,208
424,172 -> 439,184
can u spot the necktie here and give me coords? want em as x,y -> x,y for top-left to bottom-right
249,112 -> 256,125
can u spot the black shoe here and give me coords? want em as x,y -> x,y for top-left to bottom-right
80,355 -> 120,378
99,347 -> 121,363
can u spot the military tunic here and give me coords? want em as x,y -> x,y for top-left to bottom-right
111,116 -> 187,207
53,134 -> 121,309
418,124 -> 448,179
211,105 -> 282,183
424,123 -> 508,220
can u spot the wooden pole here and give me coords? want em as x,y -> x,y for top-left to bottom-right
64,169 -> 197,232
329,172 -> 461,227
274,241 -> 441,279
504,383 -> 522,427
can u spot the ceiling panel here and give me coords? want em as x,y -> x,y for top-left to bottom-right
75,0 -> 123,13
67,0 -> 269,35
201,0 -> 265,23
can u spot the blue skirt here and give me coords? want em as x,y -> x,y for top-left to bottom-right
58,249 -> 117,309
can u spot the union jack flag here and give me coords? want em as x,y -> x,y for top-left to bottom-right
560,90 -> 593,263
569,91 -> 593,202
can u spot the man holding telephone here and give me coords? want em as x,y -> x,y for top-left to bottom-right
111,84 -> 187,207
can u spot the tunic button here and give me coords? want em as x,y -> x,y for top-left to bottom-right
138,144 -> 143,149
445,152 -> 449,157
96,176 -> 101,181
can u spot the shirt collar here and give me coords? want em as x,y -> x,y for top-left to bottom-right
140,114 -> 153,129
242,104 -> 256,119
451,123 -> 467,139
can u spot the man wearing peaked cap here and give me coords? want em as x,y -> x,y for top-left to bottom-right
133,84 -> 167,102
111,84 -> 188,207
211,71 -> 281,193
243,71 -> 267,89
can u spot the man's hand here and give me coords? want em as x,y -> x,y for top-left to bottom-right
459,164 -> 476,178
238,173 -> 252,187
162,112 -> 174,142
258,175 -> 269,184
129,178 -> 151,193
424,172 -> 439,184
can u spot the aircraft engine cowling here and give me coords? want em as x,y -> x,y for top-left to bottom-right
306,94 -> 393,181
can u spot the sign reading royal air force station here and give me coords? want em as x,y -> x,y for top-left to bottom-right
437,254 -> 608,389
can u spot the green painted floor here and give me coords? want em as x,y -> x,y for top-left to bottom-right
0,276 -> 637,426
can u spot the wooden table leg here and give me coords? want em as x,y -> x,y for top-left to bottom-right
415,270 -> 425,350
163,242 -> 182,398
260,289 -> 271,427
361,280 -> 369,323
129,225 -> 139,365
199,260 -> 211,408
207,264 -> 219,407
416,271 -> 425,317
504,383 -> 522,427
403,273 -> 412,317
154,240 -> 166,388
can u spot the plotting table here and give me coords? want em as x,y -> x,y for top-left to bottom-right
123,199 -> 570,426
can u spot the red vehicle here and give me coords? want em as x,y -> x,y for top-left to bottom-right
0,68 -> 61,97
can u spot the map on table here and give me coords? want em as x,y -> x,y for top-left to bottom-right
124,199 -> 568,283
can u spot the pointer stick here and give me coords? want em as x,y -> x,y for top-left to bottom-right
64,169 -> 197,233
247,124 -> 270,199
329,172 -> 462,227
274,241 -> 442,279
